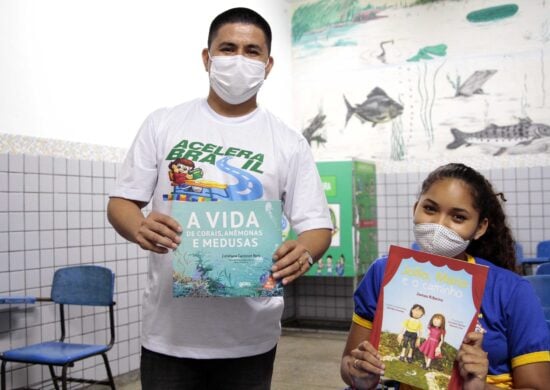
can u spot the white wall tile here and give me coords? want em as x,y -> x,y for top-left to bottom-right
53,157 -> 67,175
9,154 -> 24,172
23,155 -> 38,173
8,193 -> 24,211
39,193 -> 53,211
67,159 -> 80,175
67,175 -> 80,192
8,173 -> 24,192
80,160 -> 92,176
39,156 -> 53,174
53,212 -> 67,230
25,250 -> 40,269
9,232 -> 24,251
24,231 -> 40,251
9,251 -> 24,271
9,212 -> 24,231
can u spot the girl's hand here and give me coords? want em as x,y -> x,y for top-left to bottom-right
348,340 -> 385,390
456,331 -> 488,390
397,334 -> 403,344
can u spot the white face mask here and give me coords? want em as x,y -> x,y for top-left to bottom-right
208,54 -> 267,105
413,223 -> 470,258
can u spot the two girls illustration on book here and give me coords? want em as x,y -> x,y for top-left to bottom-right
397,304 -> 446,369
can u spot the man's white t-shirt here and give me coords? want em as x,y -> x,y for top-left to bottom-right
111,98 -> 332,359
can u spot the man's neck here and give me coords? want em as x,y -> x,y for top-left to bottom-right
206,91 -> 258,117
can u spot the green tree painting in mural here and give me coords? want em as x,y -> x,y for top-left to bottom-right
292,0 -> 364,44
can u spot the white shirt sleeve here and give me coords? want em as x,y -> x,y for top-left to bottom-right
109,109 -> 165,203
282,137 -> 332,235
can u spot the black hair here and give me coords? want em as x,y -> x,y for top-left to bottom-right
410,304 -> 425,317
419,163 -> 517,272
208,7 -> 272,54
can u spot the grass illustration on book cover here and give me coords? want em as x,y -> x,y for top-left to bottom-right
370,245 -> 488,390
171,200 -> 283,298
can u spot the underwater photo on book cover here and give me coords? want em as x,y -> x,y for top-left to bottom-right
171,200 -> 283,298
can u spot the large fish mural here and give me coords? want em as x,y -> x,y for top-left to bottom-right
343,87 -> 403,127
446,118 -> 550,156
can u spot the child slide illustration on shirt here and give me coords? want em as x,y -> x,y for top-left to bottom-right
370,245 -> 488,390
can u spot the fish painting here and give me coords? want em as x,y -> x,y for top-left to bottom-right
302,109 -> 327,146
344,87 -> 403,127
446,118 -> 550,156
454,70 -> 497,97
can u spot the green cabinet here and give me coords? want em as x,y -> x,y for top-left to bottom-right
307,160 -> 378,277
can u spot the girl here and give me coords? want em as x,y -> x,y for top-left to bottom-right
418,313 -> 446,370
341,163 -> 550,389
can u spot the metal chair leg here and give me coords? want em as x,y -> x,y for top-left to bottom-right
102,353 -> 116,389
1,360 -> 7,390
48,365 -> 60,390
61,365 -> 68,390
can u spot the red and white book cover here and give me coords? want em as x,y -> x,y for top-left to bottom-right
370,245 -> 488,390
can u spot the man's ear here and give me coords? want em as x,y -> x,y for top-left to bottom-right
474,217 -> 489,240
202,48 -> 210,72
264,56 -> 274,79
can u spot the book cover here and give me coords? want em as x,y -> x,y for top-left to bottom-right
171,200 -> 283,298
370,245 -> 488,390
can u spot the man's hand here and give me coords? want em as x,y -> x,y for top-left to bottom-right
107,197 -> 182,254
135,211 -> 182,253
271,240 -> 312,285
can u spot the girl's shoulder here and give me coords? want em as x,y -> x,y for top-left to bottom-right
474,256 -> 532,298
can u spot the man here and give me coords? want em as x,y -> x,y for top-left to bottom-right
107,7 -> 332,390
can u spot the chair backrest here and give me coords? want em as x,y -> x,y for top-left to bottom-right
514,242 -> 524,261
537,240 -> 550,258
51,265 -> 115,306
524,275 -> 550,309
536,263 -> 550,275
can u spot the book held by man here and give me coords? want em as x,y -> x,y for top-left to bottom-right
370,245 -> 488,390
171,200 -> 283,298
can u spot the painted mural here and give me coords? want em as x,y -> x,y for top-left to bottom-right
291,0 -> 550,166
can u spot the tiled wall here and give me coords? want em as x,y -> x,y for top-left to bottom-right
2,149 -> 549,388
0,153 -> 147,389
376,167 -> 550,259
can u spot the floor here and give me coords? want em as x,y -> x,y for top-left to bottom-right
113,328 -> 349,390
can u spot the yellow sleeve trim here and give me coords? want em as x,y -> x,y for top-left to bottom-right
352,313 -> 373,329
511,351 -> 550,368
486,373 -> 513,388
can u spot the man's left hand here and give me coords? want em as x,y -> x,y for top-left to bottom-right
271,240 -> 312,285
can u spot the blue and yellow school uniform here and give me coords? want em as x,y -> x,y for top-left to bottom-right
352,255 -> 550,389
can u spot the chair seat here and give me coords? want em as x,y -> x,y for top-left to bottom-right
521,257 -> 550,265
2,341 -> 109,365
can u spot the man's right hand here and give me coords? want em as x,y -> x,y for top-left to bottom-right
107,197 -> 183,254
135,211 -> 182,253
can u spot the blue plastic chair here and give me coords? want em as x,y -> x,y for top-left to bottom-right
536,263 -> 550,275
524,275 -> 550,322
0,265 -> 116,390
519,240 -> 550,274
